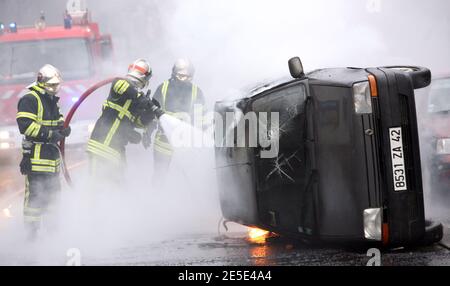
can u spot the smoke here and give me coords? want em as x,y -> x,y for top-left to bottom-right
0,0 -> 449,265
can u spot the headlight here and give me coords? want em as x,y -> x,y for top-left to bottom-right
364,208 -> 382,241
353,81 -> 372,114
0,131 -> 10,140
0,142 -> 11,149
436,138 -> 450,155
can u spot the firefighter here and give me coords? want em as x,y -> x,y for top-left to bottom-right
143,59 -> 207,185
87,59 -> 164,182
16,64 -> 71,238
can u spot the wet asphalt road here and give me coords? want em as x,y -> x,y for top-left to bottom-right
1,229 -> 449,266
1,210 -> 449,266
78,226 -> 450,266
1,155 -> 450,266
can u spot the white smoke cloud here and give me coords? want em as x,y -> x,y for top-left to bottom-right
0,0 -> 449,265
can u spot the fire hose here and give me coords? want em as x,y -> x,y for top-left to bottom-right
60,77 -> 116,186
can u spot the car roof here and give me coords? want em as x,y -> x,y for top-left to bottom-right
307,67 -> 369,87
216,67 -> 371,103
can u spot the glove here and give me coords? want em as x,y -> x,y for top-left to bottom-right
20,141 -> 33,175
60,126 -> 71,137
128,130 -> 142,144
145,89 -> 152,99
48,130 -> 65,143
151,98 -> 161,108
147,99 -> 164,119
20,156 -> 32,175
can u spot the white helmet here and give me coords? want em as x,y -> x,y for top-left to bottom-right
37,64 -> 62,96
127,59 -> 152,89
172,58 -> 195,82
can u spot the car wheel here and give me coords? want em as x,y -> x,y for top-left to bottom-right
383,66 -> 431,89
420,220 -> 443,246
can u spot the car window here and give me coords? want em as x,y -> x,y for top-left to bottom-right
252,84 -> 306,120
251,83 -> 307,189
428,78 -> 450,113
252,84 -> 306,147
0,38 -> 93,85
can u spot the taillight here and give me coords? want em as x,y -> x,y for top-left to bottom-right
382,223 -> 389,245
368,74 -> 378,97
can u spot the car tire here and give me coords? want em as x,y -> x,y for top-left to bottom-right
383,66 -> 431,89
420,220 -> 443,246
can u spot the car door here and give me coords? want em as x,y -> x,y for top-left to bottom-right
250,82 -> 313,234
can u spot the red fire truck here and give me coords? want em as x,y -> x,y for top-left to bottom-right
0,8 -> 113,162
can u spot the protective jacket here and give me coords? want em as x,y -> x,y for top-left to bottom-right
87,78 -> 155,164
152,78 -> 206,155
16,84 -> 64,174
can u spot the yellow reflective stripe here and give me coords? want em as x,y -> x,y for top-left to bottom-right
119,100 -> 132,119
87,144 -> 120,163
33,144 -> 42,160
23,89 -> 62,129
24,207 -> 42,215
194,104 -> 204,126
88,139 -> 121,157
24,176 -> 30,208
113,80 -> 126,93
32,84 -> 46,94
135,117 -> 145,128
87,145 -> 119,163
17,112 -> 38,120
113,80 -> 130,95
41,119 -> 63,126
191,84 -> 198,110
118,82 -> 130,95
31,158 -> 60,167
154,144 -> 173,156
31,123 -> 41,137
31,165 -> 57,173
155,137 -> 172,149
161,80 -> 169,111
103,100 -> 132,146
24,216 -> 42,222
87,140 -> 121,161
104,119 -> 121,146
103,101 -> 135,121
28,91 -> 43,122
25,122 -> 40,137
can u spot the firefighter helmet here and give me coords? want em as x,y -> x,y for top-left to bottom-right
172,58 -> 195,82
127,59 -> 152,89
37,64 -> 62,96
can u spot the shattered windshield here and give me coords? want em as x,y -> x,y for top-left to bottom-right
428,78 -> 450,113
252,84 -> 307,188
0,38 -> 92,85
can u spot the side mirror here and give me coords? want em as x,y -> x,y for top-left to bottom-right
288,57 -> 305,79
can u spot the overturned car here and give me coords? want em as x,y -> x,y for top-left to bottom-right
214,57 -> 443,247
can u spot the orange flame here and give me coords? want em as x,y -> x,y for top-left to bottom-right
247,227 -> 270,244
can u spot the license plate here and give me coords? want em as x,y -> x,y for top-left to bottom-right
389,127 -> 407,191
